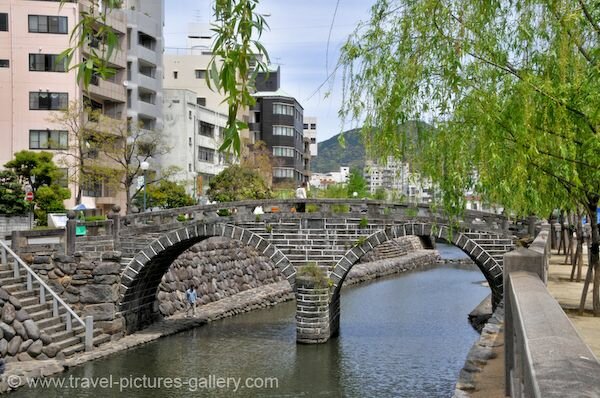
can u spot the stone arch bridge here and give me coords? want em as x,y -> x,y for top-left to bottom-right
112,199 -> 514,342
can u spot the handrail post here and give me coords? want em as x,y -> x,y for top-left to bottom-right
40,285 -> 46,304
107,205 -> 121,251
66,312 -> 72,332
84,316 -> 94,351
13,258 -> 19,279
1,246 -> 6,265
66,211 -> 77,255
26,272 -> 32,291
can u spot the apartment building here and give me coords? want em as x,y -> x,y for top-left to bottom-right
0,0 -> 128,214
162,89 -> 229,200
123,0 -> 164,132
365,157 -> 433,203
250,66 -> 308,186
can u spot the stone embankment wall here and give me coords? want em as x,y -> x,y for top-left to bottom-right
453,303 -> 504,397
31,252 -> 124,336
346,250 -> 441,285
0,288 -> 52,362
157,237 -> 284,317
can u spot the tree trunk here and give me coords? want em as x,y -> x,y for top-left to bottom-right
588,198 -> 600,316
558,210 -> 566,254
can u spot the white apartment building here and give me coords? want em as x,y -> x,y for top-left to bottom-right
162,89 -> 229,200
124,0 -> 164,133
365,157 -> 433,203
303,116 -> 318,157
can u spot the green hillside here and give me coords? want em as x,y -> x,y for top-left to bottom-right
312,122 -> 431,174
312,129 -> 365,173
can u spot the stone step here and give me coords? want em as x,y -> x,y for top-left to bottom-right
50,325 -> 86,342
37,316 -> 64,331
62,333 -> 111,357
29,307 -> 67,322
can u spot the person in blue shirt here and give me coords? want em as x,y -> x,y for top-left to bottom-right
185,285 -> 198,318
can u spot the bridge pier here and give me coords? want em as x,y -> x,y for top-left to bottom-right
295,275 -> 339,344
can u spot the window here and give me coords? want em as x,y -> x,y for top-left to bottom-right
273,147 -> 295,157
196,97 -> 206,106
28,15 -> 68,34
303,123 -> 308,129
188,137 -> 192,147
0,60 -> 8,68
29,54 -> 66,72
173,71 -> 178,79
198,146 -> 214,163
195,69 -> 206,79
199,121 -> 214,138
273,103 -> 294,116
57,168 -> 68,188
310,123 -> 317,129
82,180 -> 102,197
29,130 -> 68,149
188,110 -> 192,119
138,32 -> 156,50
138,91 -> 155,104
188,163 -> 192,172
273,168 -> 294,178
0,13 -> 7,32
29,92 -> 68,110
272,125 -> 294,136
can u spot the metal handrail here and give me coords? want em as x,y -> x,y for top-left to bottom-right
0,241 -> 94,351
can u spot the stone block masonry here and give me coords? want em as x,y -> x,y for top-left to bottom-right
29,252 -> 124,337
0,287 -> 53,362
157,237 -> 284,317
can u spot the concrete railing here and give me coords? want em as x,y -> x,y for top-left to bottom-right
504,224 -> 600,397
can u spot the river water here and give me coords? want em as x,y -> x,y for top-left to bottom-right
13,245 -> 488,397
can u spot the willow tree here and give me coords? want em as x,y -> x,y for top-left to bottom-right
338,0 -> 600,313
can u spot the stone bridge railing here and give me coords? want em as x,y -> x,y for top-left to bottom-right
118,199 -> 511,234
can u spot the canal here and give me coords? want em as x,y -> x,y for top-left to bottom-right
14,246 -> 488,397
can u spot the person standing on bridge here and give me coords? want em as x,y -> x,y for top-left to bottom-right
296,182 -> 307,212
185,285 -> 198,318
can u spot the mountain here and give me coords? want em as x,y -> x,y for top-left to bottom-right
312,121 -> 432,174
312,129 -> 365,174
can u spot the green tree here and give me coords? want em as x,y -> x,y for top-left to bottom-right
0,171 -> 28,216
4,151 -> 70,225
347,168 -> 368,198
34,185 -> 70,226
207,165 -> 272,202
338,0 -> 600,313
4,151 -> 63,191
133,180 -> 194,210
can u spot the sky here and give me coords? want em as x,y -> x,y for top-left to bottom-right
163,0 -> 377,143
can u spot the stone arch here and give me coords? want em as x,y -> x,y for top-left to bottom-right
118,222 -> 295,332
329,223 -> 505,308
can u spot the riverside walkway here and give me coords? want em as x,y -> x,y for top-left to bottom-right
464,249 -> 600,397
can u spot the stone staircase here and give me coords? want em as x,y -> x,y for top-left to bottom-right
0,260 -> 111,358
462,232 -> 515,268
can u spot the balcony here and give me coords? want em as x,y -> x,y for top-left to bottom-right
136,45 -> 158,64
89,78 -> 126,103
138,73 -> 159,92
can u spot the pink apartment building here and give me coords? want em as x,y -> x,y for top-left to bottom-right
0,0 -> 127,214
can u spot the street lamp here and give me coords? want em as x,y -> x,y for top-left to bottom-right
140,161 -> 150,212
190,171 -> 197,204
